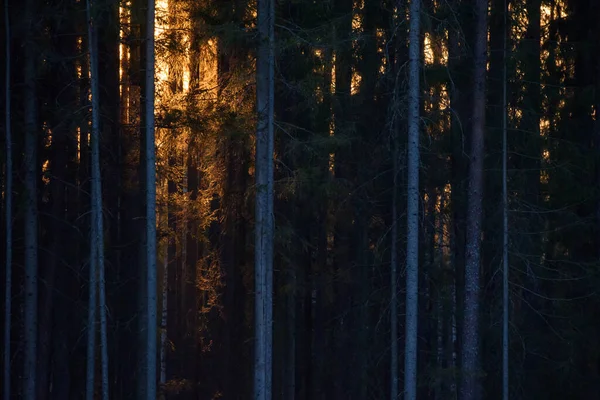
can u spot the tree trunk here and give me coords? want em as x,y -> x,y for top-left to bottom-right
404,0 -> 421,397
86,1 -> 98,397
159,179 -> 169,397
23,0 -> 39,396
3,1 -> 12,397
460,0 -> 488,398
502,0 -> 509,398
87,0 -> 110,397
390,136 -> 399,400
254,0 -> 275,397
145,0 -> 158,397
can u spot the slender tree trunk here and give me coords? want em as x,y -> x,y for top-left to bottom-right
502,0 -> 509,398
596,8 -> 600,271
254,0 -> 275,397
23,0 -> 39,396
390,136 -> 399,400
145,0 -> 158,397
159,180 -> 168,396
3,1 -> 12,397
285,258 -> 296,400
159,249 -> 168,393
87,0 -> 110,398
460,0 -> 488,398
86,1 -> 98,398
404,0 -> 421,397
448,4 -> 471,392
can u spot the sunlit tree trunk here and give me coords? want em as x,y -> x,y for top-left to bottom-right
3,1 -> 12,398
145,0 -> 158,397
23,0 -> 39,397
404,0 -> 421,397
460,0 -> 488,398
254,0 -> 275,397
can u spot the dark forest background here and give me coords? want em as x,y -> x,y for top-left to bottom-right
2,0 -> 600,399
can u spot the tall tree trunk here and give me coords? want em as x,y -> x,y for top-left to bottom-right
285,250 -> 296,400
159,180 -> 168,397
390,134 -> 399,400
404,0 -> 421,397
87,0 -> 109,397
23,0 -> 39,396
254,0 -> 275,397
86,1 -> 98,398
145,0 -> 158,397
159,257 -> 167,392
448,3 -> 473,391
460,0 -> 488,398
596,6 -> 600,274
331,0 -> 352,395
502,0 -> 509,398
3,1 -> 12,397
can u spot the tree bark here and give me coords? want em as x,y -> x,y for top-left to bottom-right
145,0 -> 158,397
404,0 -> 421,397
3,1 -> 12,397
159,180 -> 168,397
254,0 -> 275,397
390,135 -> 399,400
502,1 -> 509,399
23,0 -> 39,396
87,0 -> 110,397
460,0 -> 488,398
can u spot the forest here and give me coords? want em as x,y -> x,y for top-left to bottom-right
2,0 -> 600,399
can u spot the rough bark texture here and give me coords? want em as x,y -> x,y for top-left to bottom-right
145,0 -> 158,397
404,0 -> 421,398
390,144 -> 399,400
87,0 -> 110,397
460,0 -> 488,398
254,0 -> 275,398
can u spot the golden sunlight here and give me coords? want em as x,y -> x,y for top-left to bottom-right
199,38 -> 218,95
424,33 -> 434,65
155,0 -> 169,86
351,71 -> 362,95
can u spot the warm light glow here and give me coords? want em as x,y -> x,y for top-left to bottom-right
118,4 -> 125,91
155,0 -> 169,86
42,161 -> 51,185
331,53 -> 336,93
77,127 -> 81,161
376,28 -> 387,74
329,119 -> 335,175
183,68 -> 190,92
199,38 -> 218,96
540,149 -> 550,184
351,71 -> 362,95
352,0 -> 364,32
424,33 -> 434,65
352,14 -> 362,32
509,106 -> 523,123
542,149 -> 550,161
540,118 -> 550,136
